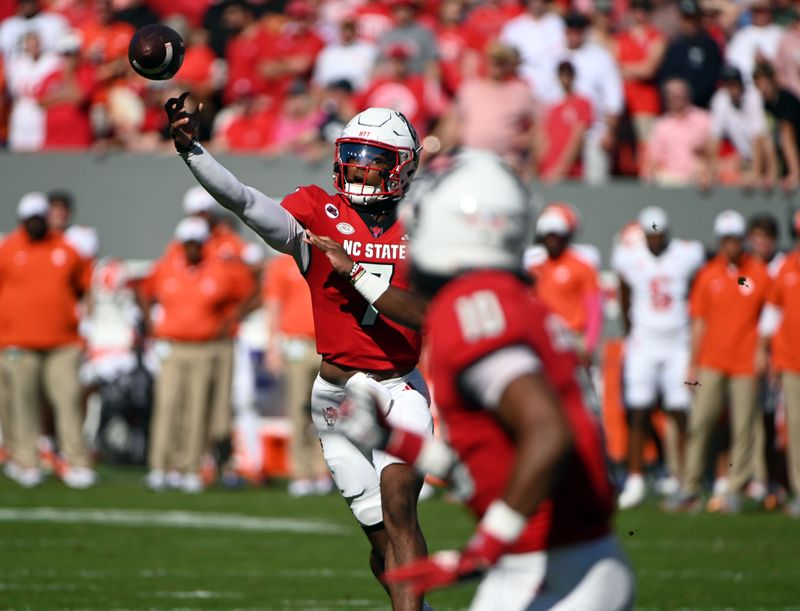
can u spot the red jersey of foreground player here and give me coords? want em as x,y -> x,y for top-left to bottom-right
281,185 -> 421,371
423,270 -> 614,552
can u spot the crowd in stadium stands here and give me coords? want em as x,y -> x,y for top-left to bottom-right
1,0 -> 800,188
0,186 -> 799,520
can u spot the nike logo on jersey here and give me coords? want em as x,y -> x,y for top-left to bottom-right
343,240 -> 407,260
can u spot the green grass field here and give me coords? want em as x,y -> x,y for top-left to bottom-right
1,467 -> 799,610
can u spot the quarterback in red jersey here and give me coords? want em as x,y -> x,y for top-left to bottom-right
338,151 -> 635,610
165,94 -> 433,611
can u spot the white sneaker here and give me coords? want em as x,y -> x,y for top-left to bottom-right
181,473 -> 204,494
165,470 -> 184,489
63,467 -> 98,489
15,466 -> 44,488
713,477 -> 729,497
746,480 -> 767,502
314,476 -> 334,496
288,478 -> 315,497
145,470 -> 167,491
655,475 -> 681,497
3,461 -> 21,481
419,481 -> 436,501
618,474 -> 646,509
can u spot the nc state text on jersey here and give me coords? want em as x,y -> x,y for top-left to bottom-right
342,240 -> 408,260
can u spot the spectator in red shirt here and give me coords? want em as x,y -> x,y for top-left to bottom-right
353,0 -> 395,45
174,26 -> 221,103
257,0 -> 325,102
462,0 -> 522,53
37,33 -> 95,150
78,0 -> 134,67
537,61 -> 593,183
428,0 -> 479,96
614,0 -> 666,153
212,83 -> 278,153
148,0 -> 213,28
357,43 -> 445,138
222,0 -> 270,105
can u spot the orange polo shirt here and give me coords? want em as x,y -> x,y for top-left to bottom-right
262,255 -> 315,339
528,249 -> 599,335
690,253 -> 771,375
768,251 -> 800,373
162,226 -> 255,336
143,254 -> 247,342
0,228 -> 90,349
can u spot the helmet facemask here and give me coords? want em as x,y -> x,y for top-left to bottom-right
334,139 -> 417,207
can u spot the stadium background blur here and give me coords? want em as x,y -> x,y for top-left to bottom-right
1,0 -> 800,608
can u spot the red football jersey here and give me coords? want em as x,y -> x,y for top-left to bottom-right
425,270 -> 614,552
281,185 -> 421,371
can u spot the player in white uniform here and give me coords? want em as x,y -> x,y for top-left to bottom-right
613,207 -> 705,509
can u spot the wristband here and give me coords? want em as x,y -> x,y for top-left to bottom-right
352,268 -> 390,304
480,500 -> 527,544
349,262 -> 367,284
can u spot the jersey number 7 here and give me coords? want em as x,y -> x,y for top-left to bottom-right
360,263 -> 395,326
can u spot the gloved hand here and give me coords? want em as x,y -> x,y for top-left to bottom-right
164,91 -> 202,153
337,372 -> 394,456
383,499 -> 526,594
383,524 -> 508,594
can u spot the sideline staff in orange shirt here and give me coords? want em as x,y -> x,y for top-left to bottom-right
758,209 -> 800,517
263,254 -> 331,497
177,187 -> 258,471
139,217 -> 249,493
669,210 -> 771,513
527,207 -> 602,365
0,193 -> 95,489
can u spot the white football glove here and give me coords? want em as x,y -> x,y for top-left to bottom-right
338,372 -> 395,456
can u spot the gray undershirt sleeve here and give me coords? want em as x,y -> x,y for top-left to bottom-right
179,144 -> 310,270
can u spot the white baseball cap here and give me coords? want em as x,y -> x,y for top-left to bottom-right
638,206 -> 669,235
713,209 -> 746,238
64,225 -> 100,259
17,192 -> 49,220
182,186 -> 216,215
174,217 -> 210,243
535,211 -> 571,236
242,242 -> 265,266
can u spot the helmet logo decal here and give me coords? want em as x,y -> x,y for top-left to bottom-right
325,203 -> 339,218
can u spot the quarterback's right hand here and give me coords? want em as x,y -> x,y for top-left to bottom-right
338,372 -> 394,456
165,91 -> 203,153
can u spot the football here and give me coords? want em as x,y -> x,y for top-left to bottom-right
128,24 -> 185,81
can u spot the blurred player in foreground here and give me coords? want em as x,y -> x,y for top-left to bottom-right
613,207 -> 705,508
337,151 -> 635,610
165,93 -> 433,611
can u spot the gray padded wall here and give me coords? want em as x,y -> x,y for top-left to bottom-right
1,152 -> 797,262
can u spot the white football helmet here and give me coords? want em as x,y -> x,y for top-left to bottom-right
403,149 -> 533,278
334,107 -> 421,206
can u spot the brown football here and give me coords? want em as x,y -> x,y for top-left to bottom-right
128,24 -> 185,81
